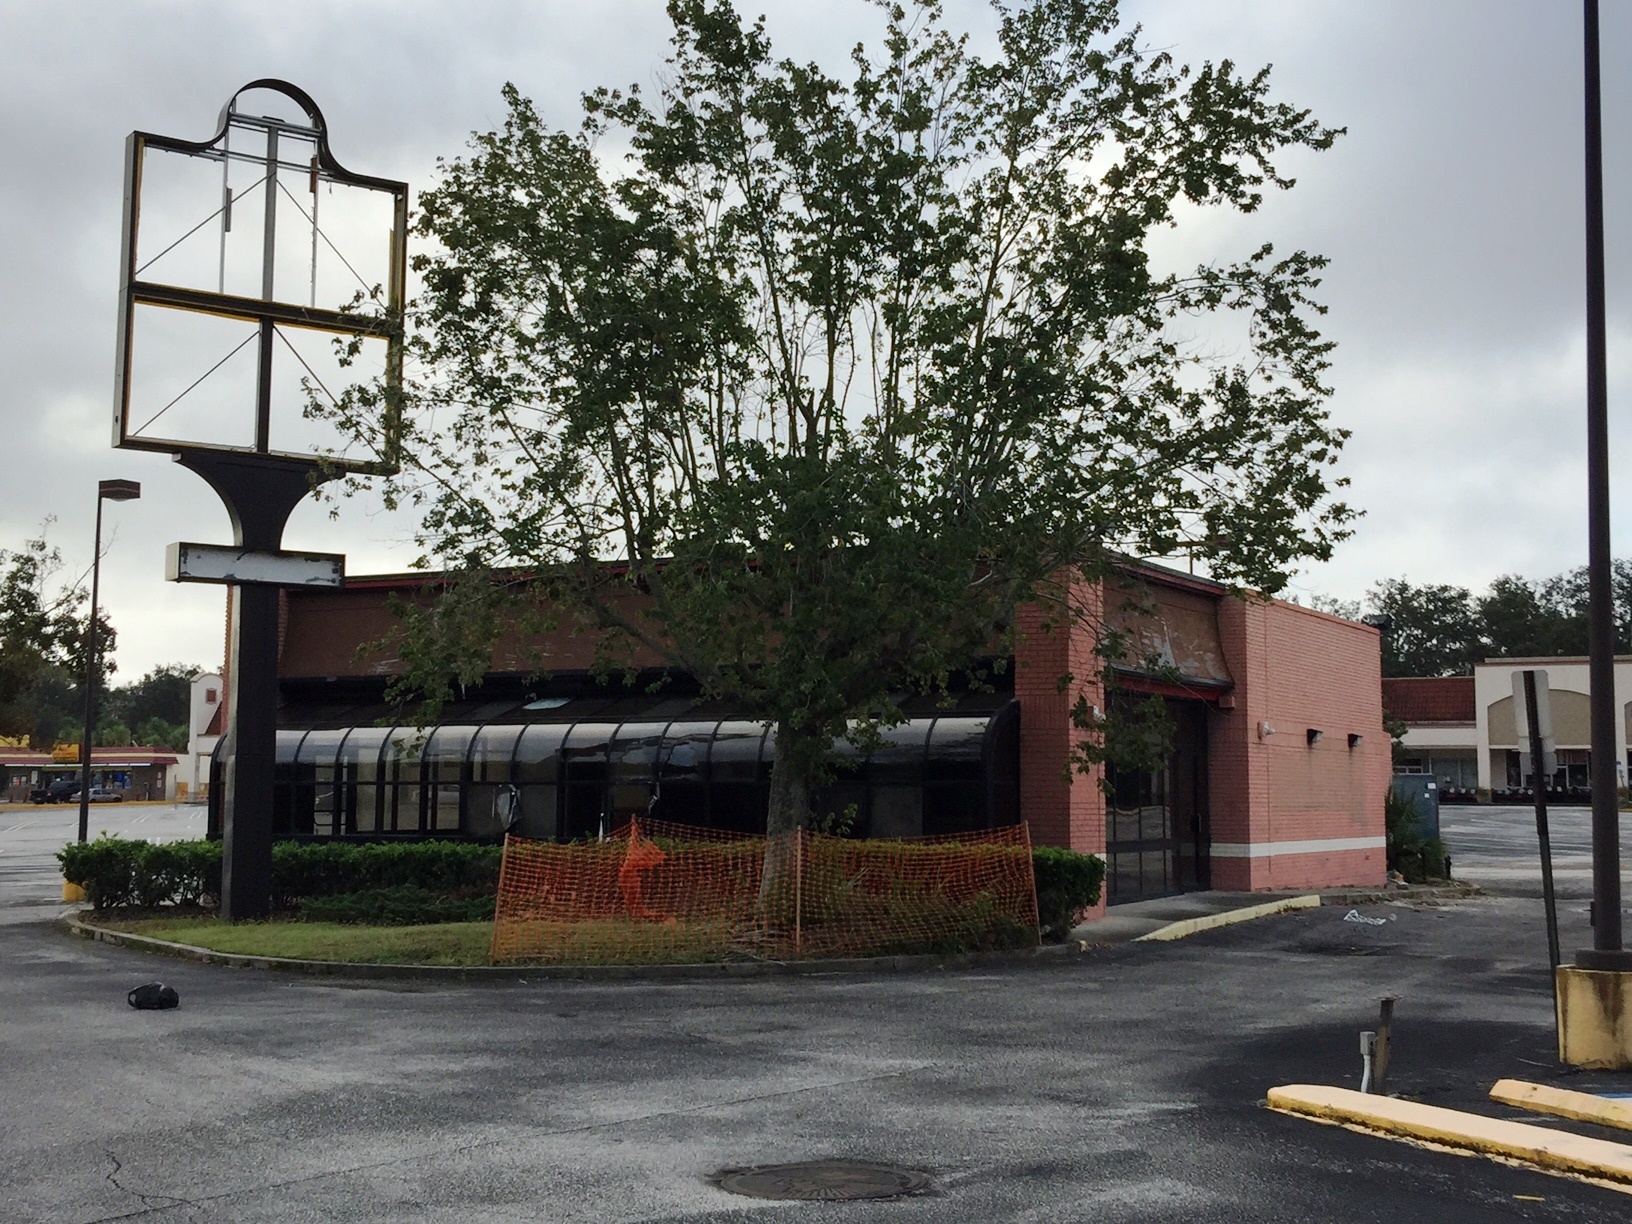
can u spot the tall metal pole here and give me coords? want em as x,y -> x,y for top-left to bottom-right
75,497 -> 105,844
1579,0 -> 1630,968
218,128 -> 284,921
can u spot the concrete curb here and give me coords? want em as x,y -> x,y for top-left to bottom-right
1319,882 -> 1480,906
1133,894 -> 1321,942
63,913 -> 1084,983
1492,1079 -> 1632,1133
1267,1083 -> 1632,1189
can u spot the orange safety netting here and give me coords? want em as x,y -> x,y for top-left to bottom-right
490,817 -> 1039,965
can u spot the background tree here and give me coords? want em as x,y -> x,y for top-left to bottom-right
1476,574 -> 1560,659
103,663 -> 199,749
330,0 -> 1351,833
0,531 -> 114,747
1366,578 -> 1478,677
1353,560 -> 1632,675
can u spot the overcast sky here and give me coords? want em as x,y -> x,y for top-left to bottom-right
4,0 -> 1632,679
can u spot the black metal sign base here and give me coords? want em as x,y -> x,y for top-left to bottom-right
180,452 -> 335,920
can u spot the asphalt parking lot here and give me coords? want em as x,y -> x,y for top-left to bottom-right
3,805 -> 1631,1221
1441,802 -> 1632,904
0,802 -> 204,907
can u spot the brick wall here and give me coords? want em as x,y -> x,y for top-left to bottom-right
1018,579 -> 1386,903
1209,598 -> 1388,890
1014,574 -> 1106,916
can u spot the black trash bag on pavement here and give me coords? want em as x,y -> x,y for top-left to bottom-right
128,983 -> 179,1010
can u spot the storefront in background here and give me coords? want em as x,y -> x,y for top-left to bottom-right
1,746 -> 181,802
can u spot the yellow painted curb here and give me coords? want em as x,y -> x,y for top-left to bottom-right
1134,894 -> 1321,942
1492,1079 -> 1632,1133
1268,1084 -> 1632,1186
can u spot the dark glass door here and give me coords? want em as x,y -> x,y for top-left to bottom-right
1105,698 -> 1210,904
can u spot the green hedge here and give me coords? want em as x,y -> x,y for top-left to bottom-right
57,838 -> 223,910
300,885 -> 496,926
1032,846 -> 1106,941
268,840 -> 501,907
58,837 -> 501,911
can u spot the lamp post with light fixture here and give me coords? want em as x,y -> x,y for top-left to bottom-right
77,478 -> 140,844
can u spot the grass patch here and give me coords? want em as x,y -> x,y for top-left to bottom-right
96,916 -> 495,966
491,917 -> 741,965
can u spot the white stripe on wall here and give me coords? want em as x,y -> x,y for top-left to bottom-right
1209,836 -> 1385,860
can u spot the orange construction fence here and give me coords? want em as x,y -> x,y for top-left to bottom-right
490,817 -> 1039,965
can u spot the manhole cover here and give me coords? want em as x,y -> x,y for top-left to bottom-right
714,1160 -> 933,1201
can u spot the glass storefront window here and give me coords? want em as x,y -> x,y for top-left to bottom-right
424,726 -> 476,833
338,728 -> 392,834
262,702 -> 1017,844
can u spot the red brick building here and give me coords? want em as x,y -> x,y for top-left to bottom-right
255,562 -> 1388,908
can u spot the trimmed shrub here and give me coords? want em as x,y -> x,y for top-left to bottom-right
139,840 -> 222,908
58,837 -> 146,909
271,841 -> 501,908
63,837 -> 1110,943
1032,846 -> 1106,942
300,885 -> 496,926
58,838 -> 501,912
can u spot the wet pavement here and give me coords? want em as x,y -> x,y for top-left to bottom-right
4,887 -> 1629,1221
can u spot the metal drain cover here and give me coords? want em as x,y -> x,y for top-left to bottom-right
714,1159 -> 933,1201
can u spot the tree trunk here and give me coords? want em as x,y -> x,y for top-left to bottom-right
765,721 -> 812,837
760,720 -> 814,910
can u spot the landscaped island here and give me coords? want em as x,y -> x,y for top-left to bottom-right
61,830 -> 1103,967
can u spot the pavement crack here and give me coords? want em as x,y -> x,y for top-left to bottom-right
97,1149 -> 204,1220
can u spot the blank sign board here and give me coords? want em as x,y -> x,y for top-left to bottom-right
166,541 -> 344,587
1512,668 -> 1558,780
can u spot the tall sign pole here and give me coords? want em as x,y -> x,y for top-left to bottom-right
112,81 -> 405,919
1578,1 -> 1631,972
1515,670 -> 1562,986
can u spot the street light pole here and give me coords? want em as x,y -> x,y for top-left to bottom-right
77,479 -> 140,844
1577,0 -> 1632,970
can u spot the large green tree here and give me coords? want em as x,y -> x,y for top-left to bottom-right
331,0 -> 1352,833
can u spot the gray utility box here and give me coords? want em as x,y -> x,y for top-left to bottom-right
1391,774 -> 1440,839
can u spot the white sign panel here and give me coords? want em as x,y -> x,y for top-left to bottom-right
166,542 -> 344,587
1513,668 -> 1558,780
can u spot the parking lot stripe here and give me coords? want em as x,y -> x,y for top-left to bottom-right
1492,1079 -> 1632,1134
1134,895 -> 1321,942
1268,1083 -> 1632,1189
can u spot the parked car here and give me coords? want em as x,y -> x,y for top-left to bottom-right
29,779 -> 80,804
27,780 -> 123,804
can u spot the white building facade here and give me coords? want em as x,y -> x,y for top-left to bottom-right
1473,657 -> 1632,795
1389,659 -> 1632,800
181,671 -> 224,802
